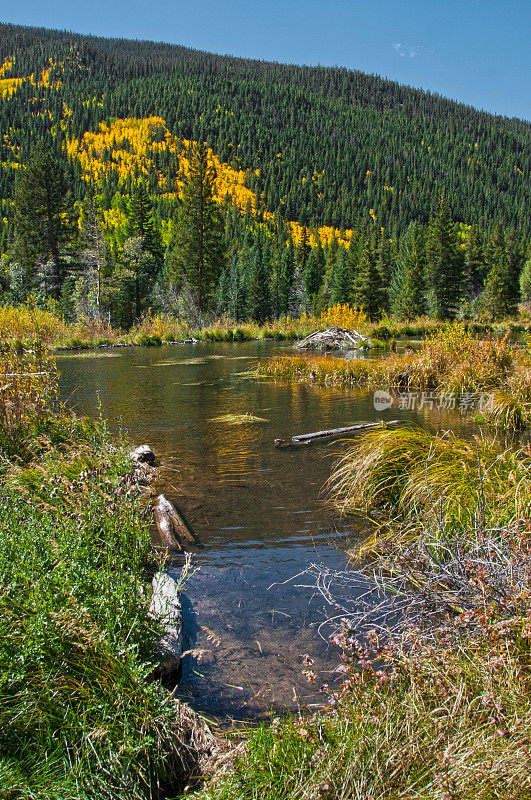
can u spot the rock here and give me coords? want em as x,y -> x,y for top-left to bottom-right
130,444 -> 155,464
394,368 -> 411,390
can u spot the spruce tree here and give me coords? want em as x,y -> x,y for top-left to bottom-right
169,142 -> 225,315
483,251 -> 519,318
464,225 -> 486,299
425,198 -> 463,319
13,142 -> 72,299
128,185 -> 164,269
248,246 -> 271,323
278,243 -> 295,316
390,222 -> 426,319
296,227 -> 311,271
303,246 -> 325,310
520,256 -> 531,304
331,248 -> 352,304
351,236 -> 383,319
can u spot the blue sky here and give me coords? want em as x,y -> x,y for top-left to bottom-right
2,0 -> 530,120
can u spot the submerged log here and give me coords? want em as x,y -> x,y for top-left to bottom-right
150,571 -> 183,673
295,327 -> 369,351
130,444 -> 156,464
291,419 -> 402,444
153,494 -> 199,550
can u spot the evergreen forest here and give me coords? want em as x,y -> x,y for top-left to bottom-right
0,21 -> 529,325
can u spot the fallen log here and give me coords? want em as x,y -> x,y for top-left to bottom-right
153,494 -> 199,550
274,438 -> 310,449
150,571 -> 183,674
291,419 -> 402,444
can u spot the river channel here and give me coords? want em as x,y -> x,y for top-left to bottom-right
57,340 -> 474,722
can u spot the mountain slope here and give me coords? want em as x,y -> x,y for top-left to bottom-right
0,21 -> 529,236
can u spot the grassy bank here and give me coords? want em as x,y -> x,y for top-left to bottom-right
191,425 -> 531,800
0,303 -> 368,349
1,303 -> 531,351
0,344 -> 215,798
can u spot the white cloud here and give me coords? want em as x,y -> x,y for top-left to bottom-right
392,42 -> 420,58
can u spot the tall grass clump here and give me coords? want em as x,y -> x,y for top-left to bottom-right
327,426 -> 531,533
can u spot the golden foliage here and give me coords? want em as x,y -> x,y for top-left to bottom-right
66,117 -> 354,248
0,342 -> 59,429
317,303 -> 368,330
0,56 -> 63,100
0,303 -> 68,344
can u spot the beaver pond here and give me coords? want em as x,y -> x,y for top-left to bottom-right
57,340 -> 476,722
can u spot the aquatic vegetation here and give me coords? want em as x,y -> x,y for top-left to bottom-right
208,412 -> 269,425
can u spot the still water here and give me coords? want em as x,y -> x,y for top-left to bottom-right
57,340 -> 472,721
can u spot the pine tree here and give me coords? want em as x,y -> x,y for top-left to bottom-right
13,142 -> 72,299
303,245 -> 324,310
248,246 -> 271,323
128,185 -> 164,268
169,142 -> 225,315
483,251 -> 519,318
296,227 -> 311,271
77,198 -> 107,320
464,225 -> 486,299
390,222 -> 426,319
376,227 -> 394,311
520,255 -> 531,304
425,198 -> 463,319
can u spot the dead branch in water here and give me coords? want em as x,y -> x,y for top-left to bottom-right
288,419 -> 401,444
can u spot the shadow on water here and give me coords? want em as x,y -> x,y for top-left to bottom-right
57,340 -> 478,721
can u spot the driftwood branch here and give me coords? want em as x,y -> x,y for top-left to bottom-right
290,419 -> 402,444
153,494 -> 199,550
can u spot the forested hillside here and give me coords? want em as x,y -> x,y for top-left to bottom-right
0,21 -> 529,325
